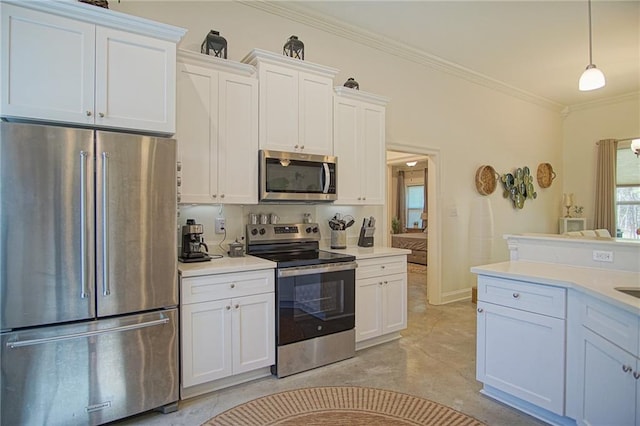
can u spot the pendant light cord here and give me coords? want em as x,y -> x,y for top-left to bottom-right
587,0 -> 593,65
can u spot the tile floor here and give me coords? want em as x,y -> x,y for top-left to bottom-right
119,266 -> 544,426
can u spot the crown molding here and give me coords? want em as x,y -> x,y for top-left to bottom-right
178,49 -> 256,77
241,48 -> 338,78
4,0 -> 186,42
334,87 -> 390,106
564,91 -> 640,114
238,0 -> 565,113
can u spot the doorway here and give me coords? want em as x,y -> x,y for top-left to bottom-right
385,144 -> 442,305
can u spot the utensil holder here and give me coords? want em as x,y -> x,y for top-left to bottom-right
331,230 -> 346,249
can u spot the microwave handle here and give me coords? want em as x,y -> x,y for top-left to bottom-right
322,163 -> 330,194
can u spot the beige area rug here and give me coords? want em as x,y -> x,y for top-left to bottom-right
204,386 -> 485,426
408,263 -> 427,274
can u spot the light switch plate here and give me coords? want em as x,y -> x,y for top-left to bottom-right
592,250 -> 613,262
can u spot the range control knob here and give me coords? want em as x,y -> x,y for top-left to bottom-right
312,226 -> 319,233
306,227 -> 312,234
259,228 -> 266,235
251,228 -> 258,236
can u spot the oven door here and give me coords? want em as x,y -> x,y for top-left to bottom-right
276,262 -> 356,346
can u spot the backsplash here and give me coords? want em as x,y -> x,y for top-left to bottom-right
178,204 -> 384,255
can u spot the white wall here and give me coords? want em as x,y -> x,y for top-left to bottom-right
116,1 -> 570,301
563,94 -> 640,229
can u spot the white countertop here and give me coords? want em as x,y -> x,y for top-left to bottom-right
178,246 -> 409,277
471,261 -> 640,315
178,255 -> 276,278
324,246 -> 411,259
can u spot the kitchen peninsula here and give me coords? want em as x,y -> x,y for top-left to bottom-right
472,234 -> 640,426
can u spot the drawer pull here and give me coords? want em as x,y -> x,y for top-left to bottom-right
623,365 -> 632,373
379,282 -> 383,286
235,304 -> 239,309
477,308 -> 484,313
634,371 -> 640,380
230,283 -> 235,289
225,305 -> 231,310
512,293 -> 520,299
381,265 -> 385,269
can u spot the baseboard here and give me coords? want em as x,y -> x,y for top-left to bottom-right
180,367 -> 272,400
440,288 -> 472,304
356,332 -> 402,351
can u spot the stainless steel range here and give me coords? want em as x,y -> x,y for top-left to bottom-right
246,223 -> 356,378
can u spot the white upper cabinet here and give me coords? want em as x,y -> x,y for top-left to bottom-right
242,49 -> 338,155
0,1 -> 185,134
176,50 -> 258,204
333,87 -> 389,205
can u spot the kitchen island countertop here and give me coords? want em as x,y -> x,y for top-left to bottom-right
472,260 -> 640,315
178,255 -> 276,278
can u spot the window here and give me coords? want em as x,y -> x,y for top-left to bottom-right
616,145 -> 640,239
406,185 -> 424,228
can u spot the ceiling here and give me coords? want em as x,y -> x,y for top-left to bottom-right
279,1 -> 639,108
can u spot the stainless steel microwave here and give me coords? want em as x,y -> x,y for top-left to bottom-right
259,150 -> 337,202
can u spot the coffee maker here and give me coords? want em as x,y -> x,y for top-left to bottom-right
179,219 -> 211,263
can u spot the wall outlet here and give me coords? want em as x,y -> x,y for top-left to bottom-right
215,218 -> 226,234
592,250 -> 614,262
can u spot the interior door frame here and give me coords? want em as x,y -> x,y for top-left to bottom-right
386,143 -> 443,305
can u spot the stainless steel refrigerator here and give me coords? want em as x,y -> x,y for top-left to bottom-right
0,122 -> 179,425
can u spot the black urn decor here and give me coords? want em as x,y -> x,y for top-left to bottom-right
344,77 -> 359,90
201,30 -> 227,59
283,35 -> 304,60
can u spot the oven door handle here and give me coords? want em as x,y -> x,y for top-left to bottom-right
278,261 -> 357,278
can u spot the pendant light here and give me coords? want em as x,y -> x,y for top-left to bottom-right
578,0 -> 605,91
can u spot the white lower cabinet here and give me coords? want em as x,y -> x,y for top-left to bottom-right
355,255 -> 407,349
180,269 -> 275,398
476,276 -> 567,418
567,292 -> 640,426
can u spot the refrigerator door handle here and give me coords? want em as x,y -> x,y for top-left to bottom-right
6,317 -> 170,349
101,151 -> 111,296
80,150 -> 90,299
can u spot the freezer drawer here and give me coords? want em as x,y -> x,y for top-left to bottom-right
1,309 -> 178,425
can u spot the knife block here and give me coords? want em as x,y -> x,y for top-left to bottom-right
357,226 -> 375,247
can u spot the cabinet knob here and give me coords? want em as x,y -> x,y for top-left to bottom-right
177,195 -> 181,203
477,308 -> 484,313
623,365 -> 633,373
235,304 -> 239,309
357,197 -> 362,200
86,111 -> 92,117
294,145 -> 299,149
634,371 -> 640,380
381,265 -> 385,269
512,293 -> 520,299
220,194 -> 225,198
176,177 -> 181,186
383,280 -> 388,284
300,145 -> 304,150
379,282 -> 383,286
98,112 -> 105,118
212,194 -> 217,198
230,283 -> 235,289
362,197 -> 366,200
226,305 -> 231,310
176,162 -> 182,171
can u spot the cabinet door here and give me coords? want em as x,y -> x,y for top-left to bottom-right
176,62 -> 219,204
95,27 -> 176,134
360,104 -> 386,205
181,300 -> 232,387
476,301 -> 565,415
382,273 -> 407,334
333,97 -> 362,204
258,63 -> 298,151
217,72 -> 258,204
298,72 -> 333,155
356,277 -> 383,342
1,3 -> 95,124
232,293 -> 275,375
578,328 -> 636,426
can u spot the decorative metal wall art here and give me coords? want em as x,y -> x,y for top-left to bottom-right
283,35 -> 304,60
500,166 -> 537,209
201,30 -> 227,59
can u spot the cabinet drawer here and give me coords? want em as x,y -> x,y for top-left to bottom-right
579,294 -> 639,356
357,256 -> 407,279
182,269 -> 274,305
477,275 -> 566,319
